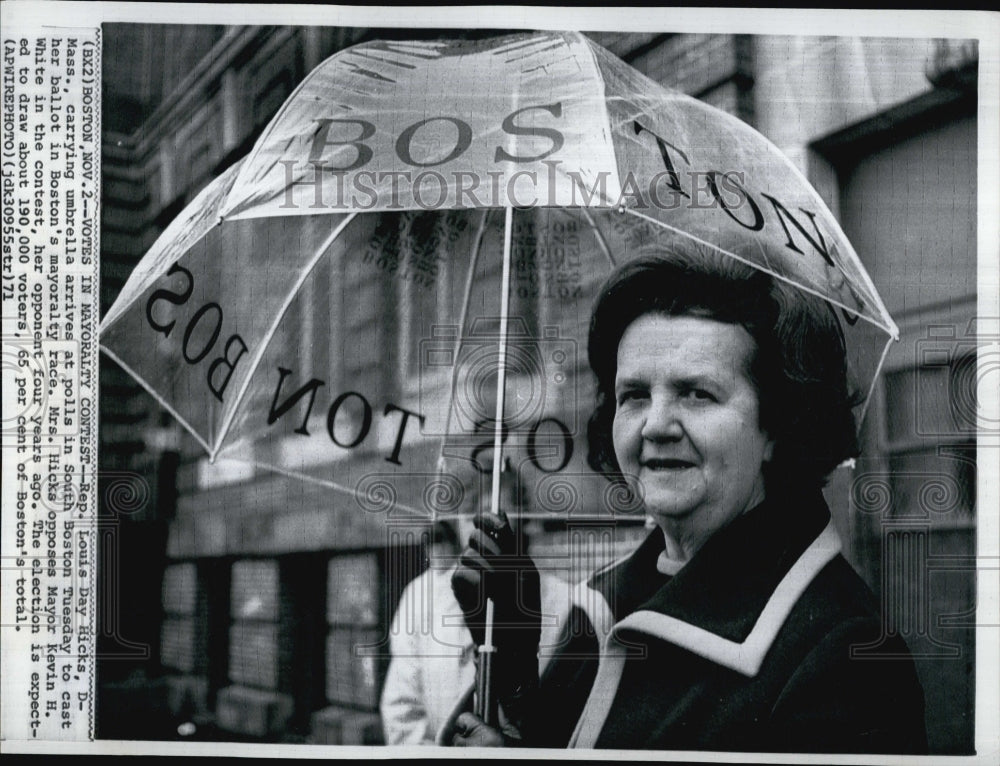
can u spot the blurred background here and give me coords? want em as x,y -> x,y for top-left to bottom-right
97,25 -> 979,751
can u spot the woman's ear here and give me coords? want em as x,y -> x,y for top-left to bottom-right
762,436 -> 775,463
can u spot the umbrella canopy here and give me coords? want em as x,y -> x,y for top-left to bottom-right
100,31 -> 896,520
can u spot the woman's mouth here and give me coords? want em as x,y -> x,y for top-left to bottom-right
641,458 -> 696,470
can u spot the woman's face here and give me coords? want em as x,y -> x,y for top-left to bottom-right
612,313 -> 773,541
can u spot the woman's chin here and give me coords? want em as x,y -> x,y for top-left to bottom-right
640,480 -> 706,524
645,499 -> 701,526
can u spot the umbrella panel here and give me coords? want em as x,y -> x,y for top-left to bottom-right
100,210 -> 354,452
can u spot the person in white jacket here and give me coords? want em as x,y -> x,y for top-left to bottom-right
380,519 -> 477,745
381,492 -> 569,745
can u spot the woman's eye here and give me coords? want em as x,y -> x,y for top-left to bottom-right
685,388 -> 716,402
617,389 -> 646,405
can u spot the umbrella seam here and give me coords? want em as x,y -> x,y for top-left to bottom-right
208,453 -> 431,518
859,334 -> 896,427
583,31 -> 896,340
98,344 -> 215,456
101,167 -> 239,331
436,209 -> 493,473
581,206 -> 619,268
221,36 -> 381,218
578,33 -> 625,201
622,206 -> 897,338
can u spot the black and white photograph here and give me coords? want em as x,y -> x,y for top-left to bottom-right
1,4 -> 998,761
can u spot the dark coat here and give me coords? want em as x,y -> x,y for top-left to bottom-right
527,488 -> 928,754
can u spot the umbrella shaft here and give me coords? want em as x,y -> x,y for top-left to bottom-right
488,205 -> 515,519
477,206 -> 514,729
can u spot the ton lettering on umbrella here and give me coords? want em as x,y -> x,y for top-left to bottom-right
266,368 -> 425,467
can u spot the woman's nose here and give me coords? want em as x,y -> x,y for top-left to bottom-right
641,394 -> 683,441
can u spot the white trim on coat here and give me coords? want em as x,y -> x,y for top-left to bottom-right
568,520 -> 842,749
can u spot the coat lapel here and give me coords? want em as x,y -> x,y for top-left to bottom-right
570,490 -> 842,748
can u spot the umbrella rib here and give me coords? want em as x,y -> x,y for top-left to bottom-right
210,447 -> 432,518
436,208 -> 492,471
221,49 -> 344,219
581,206 -> 618,268
210,212 -> 359,461
579,38 -> 896,341
622,207 -> 897,338
858,334 -> 896,427
99,344 -> 215,456
101,169 -> 236,332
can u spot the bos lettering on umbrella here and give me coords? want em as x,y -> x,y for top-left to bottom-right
144,263 -> 249,403
143,262 -> 429,467
306,103 -> 564,172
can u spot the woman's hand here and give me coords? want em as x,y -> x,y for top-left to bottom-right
451,510 -> 542,735
451,712 -> 507,747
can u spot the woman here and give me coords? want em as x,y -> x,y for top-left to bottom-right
448,252 -> 927,752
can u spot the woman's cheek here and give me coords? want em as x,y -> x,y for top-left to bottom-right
612,411 -> 635,444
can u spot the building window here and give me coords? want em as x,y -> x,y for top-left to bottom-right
160,562 -> 203,675
325,553 -> 382,710
882,350 -> 977,524
228,559 -> 286,691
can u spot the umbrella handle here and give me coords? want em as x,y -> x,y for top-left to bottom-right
474,642 -> 499,727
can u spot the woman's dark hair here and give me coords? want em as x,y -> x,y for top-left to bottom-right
586,249 -> 861,493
